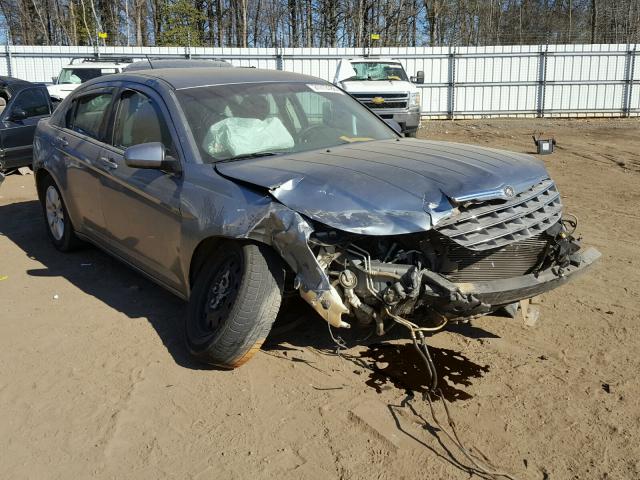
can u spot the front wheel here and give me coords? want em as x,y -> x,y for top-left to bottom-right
186,242 -> 284,368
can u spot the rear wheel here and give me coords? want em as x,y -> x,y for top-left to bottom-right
186,241 -> 284,368
40,175 -> 80,252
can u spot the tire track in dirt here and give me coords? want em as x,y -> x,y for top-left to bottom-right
102,365 -> 147,459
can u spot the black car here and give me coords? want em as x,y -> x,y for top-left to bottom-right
0,76 -> 53,172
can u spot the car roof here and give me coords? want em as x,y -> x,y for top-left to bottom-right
124,59 -> 231,72
62,62 -> 126,69
0,75 -> 30,85
0,75 -> 38,94
98,67 -> 326,90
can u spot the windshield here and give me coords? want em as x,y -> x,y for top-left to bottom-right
344,62 -> 408,82
58,68 -> 116,84
177,82 -> 396,162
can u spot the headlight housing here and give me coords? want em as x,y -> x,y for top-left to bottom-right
409,92 -> 421,108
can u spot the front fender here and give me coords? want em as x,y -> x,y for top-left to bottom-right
179,165 -> 345,323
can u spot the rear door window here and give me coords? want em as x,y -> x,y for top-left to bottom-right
70,92 -> 113,140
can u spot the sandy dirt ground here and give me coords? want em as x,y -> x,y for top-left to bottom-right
1,118 -> 639,480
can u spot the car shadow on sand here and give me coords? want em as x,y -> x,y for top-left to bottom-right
0,199 -> 209,369
0,199 -> 501,373
0,199 -> 354,371
1,199 -> 506,475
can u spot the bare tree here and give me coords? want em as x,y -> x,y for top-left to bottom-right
0,0 -> 638,48
590,0 -> 597,43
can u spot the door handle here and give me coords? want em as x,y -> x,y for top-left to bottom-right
56,136 -> 68,147
99,156 -> 118,169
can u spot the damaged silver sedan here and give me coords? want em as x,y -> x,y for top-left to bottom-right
33,67 -> 600,368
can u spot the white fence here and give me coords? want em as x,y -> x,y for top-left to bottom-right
2,44 -> 638,119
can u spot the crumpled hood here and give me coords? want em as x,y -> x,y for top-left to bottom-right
215,138 -> 550,235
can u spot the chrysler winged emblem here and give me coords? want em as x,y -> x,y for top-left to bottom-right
503,185 -> 515,198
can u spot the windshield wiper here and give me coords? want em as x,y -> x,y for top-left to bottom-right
219,152 -> 279,163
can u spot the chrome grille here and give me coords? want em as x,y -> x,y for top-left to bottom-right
366,101 -> 407,109
435,179 -> 562,251
440,234 -> 548,282
351,93 -> 408,110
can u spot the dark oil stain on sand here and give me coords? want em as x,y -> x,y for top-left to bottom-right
360,342 -> 489,401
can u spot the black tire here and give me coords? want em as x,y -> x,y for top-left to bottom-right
186,241 -> 284,368
40,175 -> 81,252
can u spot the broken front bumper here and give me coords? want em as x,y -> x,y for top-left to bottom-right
454,246 -> 601,308
358,246 -> 601,322
303,245 -> 601,328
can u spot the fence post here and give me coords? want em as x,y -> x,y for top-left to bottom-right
447,48 -> 456,119
622,46 -> 636,117
275,45 -> 283,71
536,46 -> 548,117
5,42 -> 12,77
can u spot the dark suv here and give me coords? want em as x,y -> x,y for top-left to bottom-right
0,77 -> 53,172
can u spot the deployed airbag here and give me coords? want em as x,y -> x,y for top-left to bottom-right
202,117 -> 294,157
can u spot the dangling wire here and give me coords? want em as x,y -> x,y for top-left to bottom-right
384,307 -> 519,480
327,321 -> 347,356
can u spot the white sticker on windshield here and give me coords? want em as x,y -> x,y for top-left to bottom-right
307,83 -> 344,94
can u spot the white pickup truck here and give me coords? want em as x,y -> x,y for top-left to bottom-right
47,58 -> 132,101
333,57 -> 423,136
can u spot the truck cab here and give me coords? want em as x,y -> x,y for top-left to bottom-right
47,57 -> 132,102
333,58 -> 423,136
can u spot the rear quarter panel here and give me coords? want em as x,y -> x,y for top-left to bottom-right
33,118 -> 83,229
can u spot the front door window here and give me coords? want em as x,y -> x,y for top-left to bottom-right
9,88 -> 50,119
112,90 -> 173,152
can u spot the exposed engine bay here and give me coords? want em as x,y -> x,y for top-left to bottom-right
296,179 -> 600,333
307,216 -> 580,330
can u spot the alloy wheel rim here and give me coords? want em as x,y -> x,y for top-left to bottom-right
45,186 -> 65,241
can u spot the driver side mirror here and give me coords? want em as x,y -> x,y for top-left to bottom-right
9,108 -> 28,122
411,71 -> 425,84
125,142 -> 165,169
124,142 -> 181,174
52,76 -> 58,84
